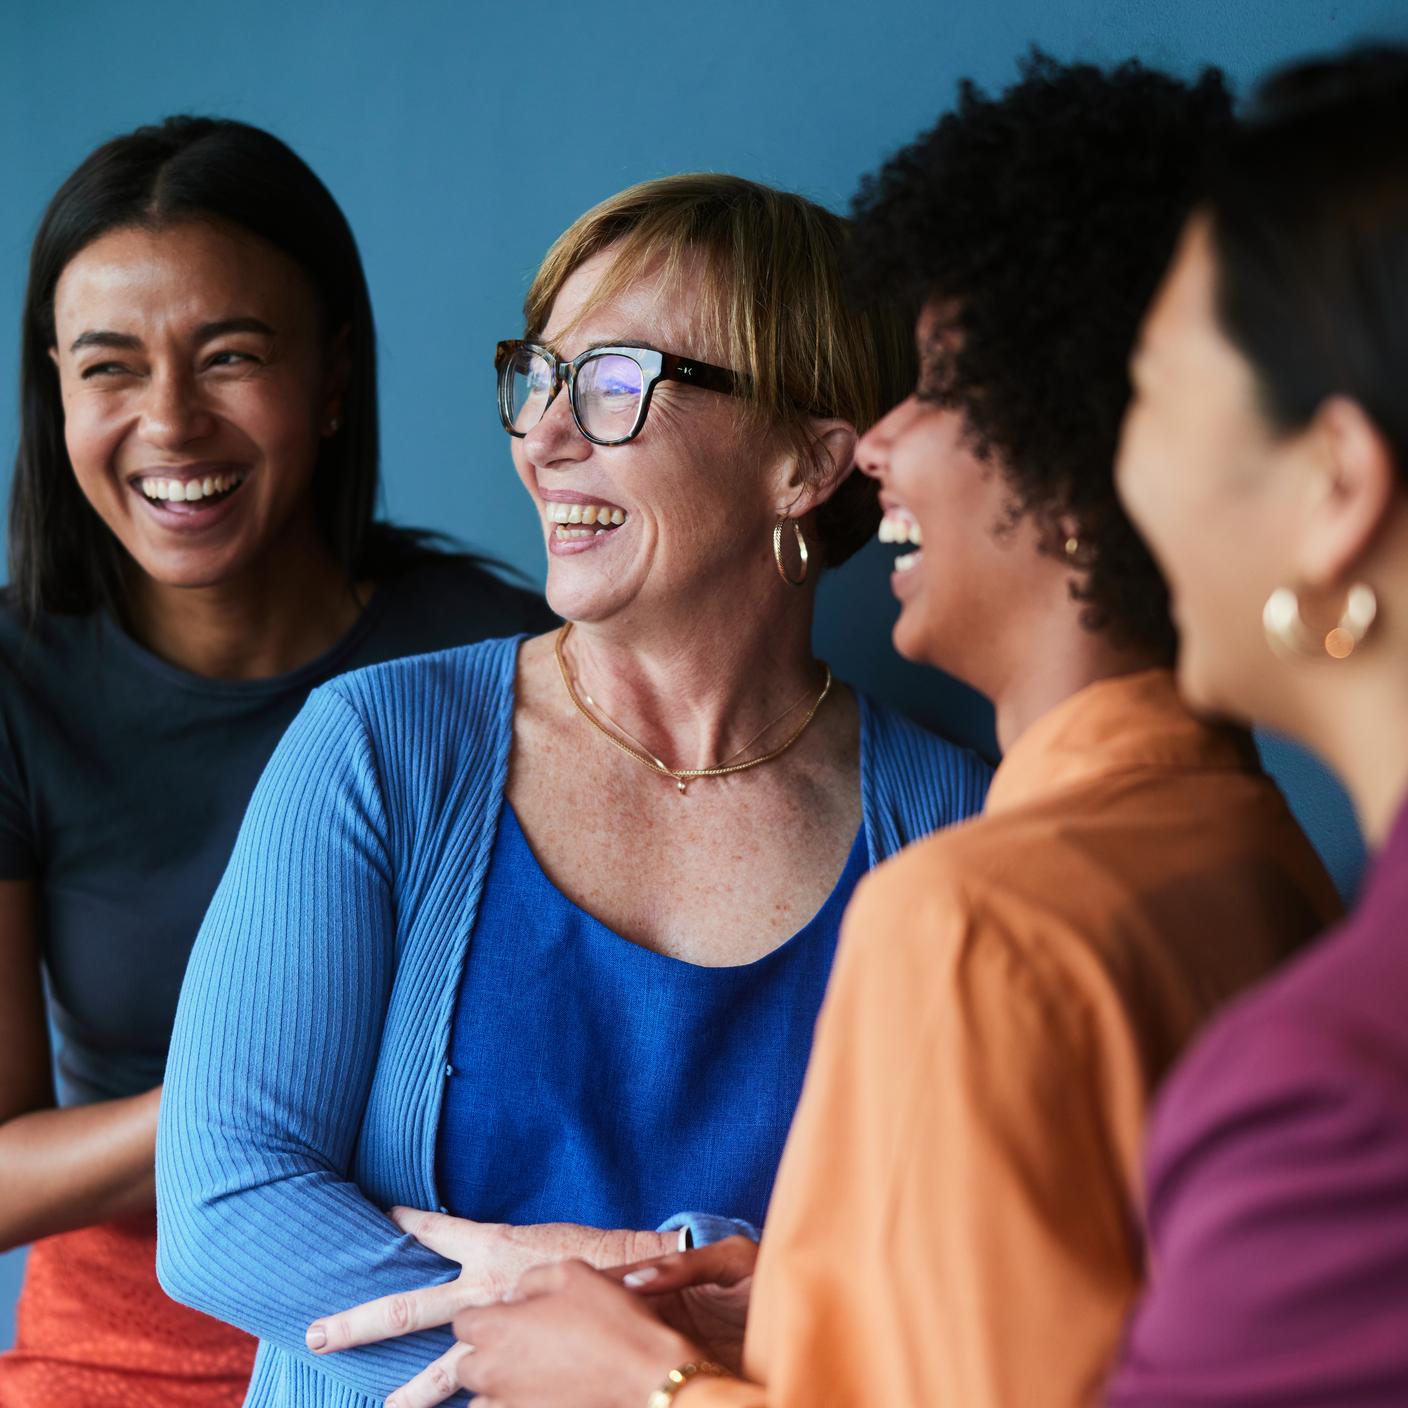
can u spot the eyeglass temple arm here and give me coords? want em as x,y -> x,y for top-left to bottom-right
659,355 -> 832,418
659,353 -> 741,396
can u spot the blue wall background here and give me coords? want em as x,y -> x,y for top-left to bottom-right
4,0 -> 1403,1350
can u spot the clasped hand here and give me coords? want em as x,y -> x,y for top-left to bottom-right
306,1211 -> 756,1408
452,1236 -> 757,1408
304,1207 -> 674,1407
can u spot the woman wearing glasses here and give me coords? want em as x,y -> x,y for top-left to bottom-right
0,117 -> 550,1406
156,174 -> 989,1408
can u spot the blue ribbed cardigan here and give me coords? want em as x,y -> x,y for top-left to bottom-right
156,636 -> 990,1408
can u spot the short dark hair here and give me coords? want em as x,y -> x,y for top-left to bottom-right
9,115 -> 415,620
848,52 -> 1234,658
1206,46 -> 1408,474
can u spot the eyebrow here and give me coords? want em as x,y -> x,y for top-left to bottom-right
68,317 -> 275,355
540,337 -> 665,359
196,317 -> 275,342
584,337 -> 662,354
69,329 -> 141,353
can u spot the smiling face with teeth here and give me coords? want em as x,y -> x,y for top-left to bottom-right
513,246 -> 796,629
49,219 -> 343,592
856,309 -> 1055,688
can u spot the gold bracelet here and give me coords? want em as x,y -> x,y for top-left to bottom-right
647,1360 -> 729,1407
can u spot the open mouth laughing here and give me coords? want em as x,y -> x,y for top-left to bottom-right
132,468 -> 249,516
878,505 -> 923,574
541,492 -> 630,553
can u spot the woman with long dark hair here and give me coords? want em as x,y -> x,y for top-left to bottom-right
0,116 -> 549,1405
1110,46 -> 1408,1406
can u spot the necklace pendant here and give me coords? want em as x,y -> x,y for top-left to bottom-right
677,778 -> 688,795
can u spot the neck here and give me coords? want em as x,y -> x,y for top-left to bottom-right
987,606 -> 1165,755
123,513 -> 366,680
562,590 -> 824,771
1289,660 -> 1408,853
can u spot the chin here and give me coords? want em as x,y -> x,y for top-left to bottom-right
890,603 -> 937,667
544,575 -> 626,627
545,538 -> 655,622
130,516 -> 291,588
131,552 -> 247,592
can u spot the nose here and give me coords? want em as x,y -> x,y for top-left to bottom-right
521,383 -> 591,471
138,365 -> 217,451
855,396 -> 914,480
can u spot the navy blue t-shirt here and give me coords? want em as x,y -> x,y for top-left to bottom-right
0,553 -> 554,1106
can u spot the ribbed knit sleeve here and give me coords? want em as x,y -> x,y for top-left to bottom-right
859,696 -> 991,863
156,683 -> 463,1402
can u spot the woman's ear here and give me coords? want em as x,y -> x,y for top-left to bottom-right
777,419 -> 859,517
1295,395 -> 1398,589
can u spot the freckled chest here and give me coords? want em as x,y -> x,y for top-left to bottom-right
506,656 -> 862,966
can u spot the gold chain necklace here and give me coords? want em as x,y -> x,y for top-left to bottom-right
574,673 -> 817,772
554,622 -> 833,795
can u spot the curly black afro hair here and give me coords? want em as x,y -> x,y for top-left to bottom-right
849,51 -> 1234,658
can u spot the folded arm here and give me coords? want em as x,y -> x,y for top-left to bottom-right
156,686 -> 463,1401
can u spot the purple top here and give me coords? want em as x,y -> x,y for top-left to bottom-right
1108,796 -> 1408,1407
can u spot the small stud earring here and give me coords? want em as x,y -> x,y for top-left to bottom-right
1064,536 -> 1080,558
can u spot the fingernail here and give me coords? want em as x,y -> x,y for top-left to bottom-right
624,1267 -> 660,1288
305,1325 -> 327,1351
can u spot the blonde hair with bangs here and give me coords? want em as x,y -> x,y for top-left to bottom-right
522,173 -> 914,567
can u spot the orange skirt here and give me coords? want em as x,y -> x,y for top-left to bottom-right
0,1213 -> 255,1407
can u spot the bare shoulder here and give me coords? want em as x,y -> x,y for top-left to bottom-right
512,631 -> 564,713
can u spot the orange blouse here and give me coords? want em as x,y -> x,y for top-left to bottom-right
685,671 -> 1341,1408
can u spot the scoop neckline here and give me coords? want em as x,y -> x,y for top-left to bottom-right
498,796 -> 867,976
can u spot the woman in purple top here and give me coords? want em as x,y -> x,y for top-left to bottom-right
1110,46 -> 1408,1406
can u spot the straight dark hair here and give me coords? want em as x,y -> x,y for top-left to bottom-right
1206,46 -> 1408,471
10,115 -> 429,621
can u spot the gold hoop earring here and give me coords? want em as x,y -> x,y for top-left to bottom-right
773,517 -> 809,587
1263,583 -> 1377,660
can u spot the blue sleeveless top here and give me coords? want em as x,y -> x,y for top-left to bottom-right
436,802 -> 869,1233
160,634 -> 990,1407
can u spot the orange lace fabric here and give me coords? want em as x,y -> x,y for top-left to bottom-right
0,1213 -> 255,1407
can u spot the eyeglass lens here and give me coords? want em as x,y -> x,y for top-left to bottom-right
506,347 -> 646,442
505,346 -> 554,434
575,354 -> 645,441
